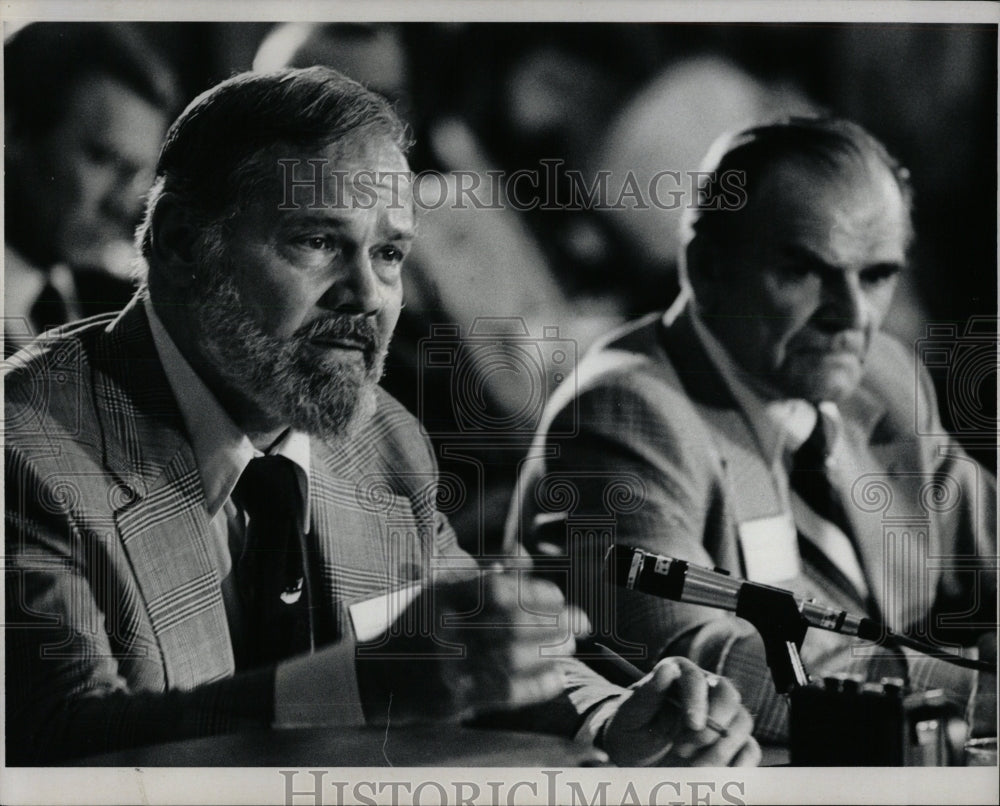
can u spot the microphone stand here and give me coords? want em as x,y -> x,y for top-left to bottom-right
603,544 -> 988,764
735,583 -> 811,694
604,543 -> 815,693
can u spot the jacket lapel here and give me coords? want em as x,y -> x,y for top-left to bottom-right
838,384 -> 931,629
308,436 -> 426,639
659,307 -> 787,526
94,299 -> 234,688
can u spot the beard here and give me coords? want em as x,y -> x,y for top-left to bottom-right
192,254 -> 388,441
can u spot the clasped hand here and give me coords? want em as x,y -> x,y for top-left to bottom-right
356,571 -> 759,766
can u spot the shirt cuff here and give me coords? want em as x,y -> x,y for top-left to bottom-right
273,640 -> 366,727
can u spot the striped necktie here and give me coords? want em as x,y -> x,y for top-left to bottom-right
789,409 -> 880,619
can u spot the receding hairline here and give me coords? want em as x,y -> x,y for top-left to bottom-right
730,150 -> 910,235
684,118 -> 915,249
678,119 -> 915,295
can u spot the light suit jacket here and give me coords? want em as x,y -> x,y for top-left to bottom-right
5,299 -> 615,764
509,301 -> 996,742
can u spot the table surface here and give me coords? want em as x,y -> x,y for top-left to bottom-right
71,725 -> 608,767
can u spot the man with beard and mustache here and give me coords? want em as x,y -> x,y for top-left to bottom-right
510,117 -> 997,747
4,67 -> 760,767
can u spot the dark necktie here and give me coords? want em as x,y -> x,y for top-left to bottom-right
789,411 -> 879,618
29,278 -> 72,334
231,455 -> 313,668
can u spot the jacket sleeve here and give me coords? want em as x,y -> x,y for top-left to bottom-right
5,446 -> 277,764
914,354 -> 997,644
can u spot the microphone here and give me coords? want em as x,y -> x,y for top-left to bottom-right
606,544 -> 880,642
605,544 -> 996,673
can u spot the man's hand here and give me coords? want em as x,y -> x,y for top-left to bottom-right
356,571 -> 576,724
600,657 -> 761,767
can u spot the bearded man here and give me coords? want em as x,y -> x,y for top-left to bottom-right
4,67 -> 760,767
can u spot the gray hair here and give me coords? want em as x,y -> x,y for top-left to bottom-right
137,66 -> 410,262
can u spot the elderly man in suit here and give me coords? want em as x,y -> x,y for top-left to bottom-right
5,66 -> 760,766
509,117 -> 996,743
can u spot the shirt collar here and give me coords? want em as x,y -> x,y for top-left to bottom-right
3,245 -> 80,325
686,305 -> 838,465
143,296 -> 311,522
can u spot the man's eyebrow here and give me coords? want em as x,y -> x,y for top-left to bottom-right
278,214 -> 416,242
279,212 -> 351,228
779,244 -> 833,269
861,261 -> 904,276
780,244 -> 905,276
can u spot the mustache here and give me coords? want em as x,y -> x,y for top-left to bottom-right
826,331 -> 867,354
295,315 -> 383,362
797,329 -> 867,355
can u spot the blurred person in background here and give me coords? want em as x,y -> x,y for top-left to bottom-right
4,22 -> 178,356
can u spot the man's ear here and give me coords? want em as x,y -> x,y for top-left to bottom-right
683,236 -> 722,313
149,193 -> 202,290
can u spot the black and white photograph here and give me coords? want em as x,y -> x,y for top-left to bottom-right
2,1 -> 997,804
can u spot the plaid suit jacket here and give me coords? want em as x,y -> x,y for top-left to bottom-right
5,299 -> 616,764
509,301 -> 996,743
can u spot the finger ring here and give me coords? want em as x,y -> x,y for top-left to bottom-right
705,673 -> 720,688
